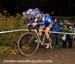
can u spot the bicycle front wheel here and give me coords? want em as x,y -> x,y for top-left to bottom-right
17,32 -> 39,56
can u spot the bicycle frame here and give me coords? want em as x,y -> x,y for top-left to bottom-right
29,29 -> 52,47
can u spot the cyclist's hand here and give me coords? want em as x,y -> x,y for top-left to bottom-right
27,23 -> 31,26
32,23 -> 38,27
27,23 -> 32,29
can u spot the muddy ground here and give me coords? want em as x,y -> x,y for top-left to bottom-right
0,45 -> 75,64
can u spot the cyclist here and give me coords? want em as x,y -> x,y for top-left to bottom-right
27,12 -> 52,45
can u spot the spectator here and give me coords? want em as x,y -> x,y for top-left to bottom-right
51,18 -> 60,48
62,20 -> 73,48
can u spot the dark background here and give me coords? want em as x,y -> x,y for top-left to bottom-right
0,0 -> 75,16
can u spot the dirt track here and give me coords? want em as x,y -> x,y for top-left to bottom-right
0,47 -> 75,64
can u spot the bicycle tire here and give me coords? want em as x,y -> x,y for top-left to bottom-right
17,32 -> 39,56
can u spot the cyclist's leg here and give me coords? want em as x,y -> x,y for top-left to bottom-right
45,21 -> 53,42
45,27 -> 52,48
38,25 -> 45,41
45,27 -> 50,48
45,27 -> 50,42
38,25 -> 45,36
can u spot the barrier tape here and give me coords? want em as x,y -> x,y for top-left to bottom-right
0,29 -> 29,34
49,31 -> 75,35
0,29 -> 75,35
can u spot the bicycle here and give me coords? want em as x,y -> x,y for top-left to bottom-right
17,26 -> 55,56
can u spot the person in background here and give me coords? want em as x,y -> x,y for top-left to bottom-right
51,18 -> 60,48
62,20 -> 73,48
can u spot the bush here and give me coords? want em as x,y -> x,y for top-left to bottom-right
0,16 -> 25,55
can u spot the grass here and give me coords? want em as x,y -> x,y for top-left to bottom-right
0,46 -> 17,57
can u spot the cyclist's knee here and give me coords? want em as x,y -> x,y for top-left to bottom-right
45,27 -> 50,33
38,26 -> 45,31
39,26 -> 45,29
38,26 -> 45,36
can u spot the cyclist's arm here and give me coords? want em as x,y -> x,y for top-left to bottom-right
34,18 -> 38,22
37,17 -> 52,26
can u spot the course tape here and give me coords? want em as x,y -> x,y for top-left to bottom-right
0,29 -> 75,35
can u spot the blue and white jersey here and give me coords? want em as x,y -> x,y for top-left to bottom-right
42,14 -> 52,23
34,13 -> 52,26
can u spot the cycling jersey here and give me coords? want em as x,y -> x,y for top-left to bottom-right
35,14 -> 52,26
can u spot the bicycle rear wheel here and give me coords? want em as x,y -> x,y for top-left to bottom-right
50,34 -> 56,48
17,32 -> 39,56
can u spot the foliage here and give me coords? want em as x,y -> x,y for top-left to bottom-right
15,13 -> 21,21
0,46 -> 17,57
0,15 -> 26,56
